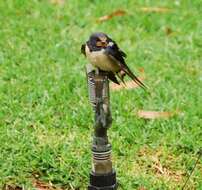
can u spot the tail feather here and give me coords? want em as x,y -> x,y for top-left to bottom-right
108,71 -> 120,85
122,67 -> 147,90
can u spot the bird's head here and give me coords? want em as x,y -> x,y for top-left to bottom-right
88,32 -> 109,49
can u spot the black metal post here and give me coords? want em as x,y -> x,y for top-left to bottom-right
86,64 -> 118,190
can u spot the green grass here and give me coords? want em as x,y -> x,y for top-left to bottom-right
0,0 -> 201,189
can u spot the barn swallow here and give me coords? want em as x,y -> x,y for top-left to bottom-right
81,32 -> 147,90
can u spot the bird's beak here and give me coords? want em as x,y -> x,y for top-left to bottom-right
101,40 -> 108,47
96,37 -> 108,47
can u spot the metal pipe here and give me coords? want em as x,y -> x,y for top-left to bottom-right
86,64 -> 117,189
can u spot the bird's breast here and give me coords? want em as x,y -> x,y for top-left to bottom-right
85,45 -> 120,72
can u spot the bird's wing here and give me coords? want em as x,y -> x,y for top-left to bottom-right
104,41 -> 147,90
81,43 -> 86,56
106,39 -> 127,63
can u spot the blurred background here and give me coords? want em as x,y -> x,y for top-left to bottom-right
0,0 -> 201,189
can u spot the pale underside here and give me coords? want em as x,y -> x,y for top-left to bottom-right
85,45 -> 120,72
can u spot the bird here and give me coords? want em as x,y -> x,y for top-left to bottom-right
81,32 -> 147,90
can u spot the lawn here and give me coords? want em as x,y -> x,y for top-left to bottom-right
0,0 -> 201,189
